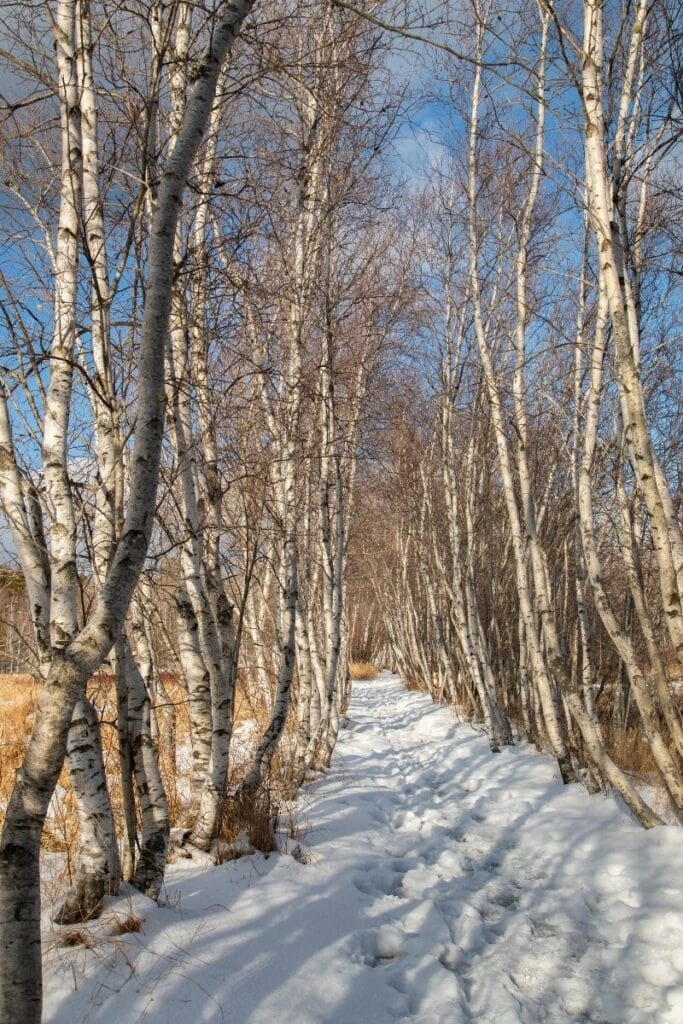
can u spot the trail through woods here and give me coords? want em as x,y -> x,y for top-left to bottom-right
44,675 -> 683,1024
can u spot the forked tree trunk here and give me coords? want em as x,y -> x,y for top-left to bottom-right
0,4 -> 256,1019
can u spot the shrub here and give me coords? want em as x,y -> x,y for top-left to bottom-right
349,661 -> 379,680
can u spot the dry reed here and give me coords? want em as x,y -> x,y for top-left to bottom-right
349,661 -> 379,681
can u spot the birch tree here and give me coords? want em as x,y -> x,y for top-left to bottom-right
346,0 -> 680,821
0,1 -> 256,1019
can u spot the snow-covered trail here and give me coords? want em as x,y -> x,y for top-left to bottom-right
44,674 -> 683,1024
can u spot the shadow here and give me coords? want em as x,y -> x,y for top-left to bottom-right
44,677 -> 683,1024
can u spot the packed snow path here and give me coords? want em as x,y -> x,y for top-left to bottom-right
45,674 -> 683,1024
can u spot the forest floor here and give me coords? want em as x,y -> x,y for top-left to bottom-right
43,673 -> 683,1024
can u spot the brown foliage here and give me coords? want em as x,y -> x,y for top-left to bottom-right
603,722 -> 657,777
57,928 -> 96,949
0,674 -> 38,829
349,661 -> 379,680
109,914 -> 143,936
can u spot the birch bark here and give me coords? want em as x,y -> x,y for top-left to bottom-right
580,0 -> 683,671
0,4 -> 256,1019
465,7 -> 574,781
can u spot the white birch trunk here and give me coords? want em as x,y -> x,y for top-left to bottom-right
581,0 -> 683,671
578,276 -> 683,814
0,4 -> 256,1019
175,584 -> 213,820
116,635 -> 170,897
466,10 -> 574,781
53,699 -> 119,923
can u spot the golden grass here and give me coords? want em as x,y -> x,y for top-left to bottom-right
603,722 -> 657,777
0,666 -> 284,869
0,674 -> 37,829
109,913 -> 143,936
404,674 -> 428,692
0,664 -> 301,916
0,670 -> 195,856
0,671 -> 40,702
217,783 -> 278,857
349,661 -> 379,680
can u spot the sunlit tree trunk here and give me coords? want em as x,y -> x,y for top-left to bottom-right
0,3 -> 256,1018
466,6 -> 574,782
581,0 -> 683,672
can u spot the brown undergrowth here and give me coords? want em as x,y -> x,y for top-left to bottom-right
602,721 -> 657,777
215,785 -> 278,859
213,685 -> 306,862
0,673 -> 39,828
0,670 -> 196,889
349,661 -> 379,680
0,669 -> 297,889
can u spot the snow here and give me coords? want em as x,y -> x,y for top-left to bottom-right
43,673 -> 683,1024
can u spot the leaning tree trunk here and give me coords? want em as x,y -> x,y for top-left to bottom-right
0,4 -> 256,1020
465,13 -> 574,782
581,0 -> 683,674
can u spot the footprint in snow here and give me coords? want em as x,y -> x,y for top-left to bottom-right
352,867 -> 405,898
529,916 -> 560,939
468,810 -> 489,824
370,924 -> 405,963
389,856 -> 414,872
490,889 -> 520,910
350,925 -> 406,968
478,902 -> 506,927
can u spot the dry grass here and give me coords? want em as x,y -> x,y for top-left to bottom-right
0,671 -> 39,703
109,913 -> 143,936
0,665 -> 301,913
216,693 -> 308,861
0,673 -> 38,829
404,674 -> 428,692
349,661 -> 379,681
603,722 -> 657,777
242,787 -> 278,853
0,670 -> 194,866
57,928 -> 96,949
215,783 -> 278,860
